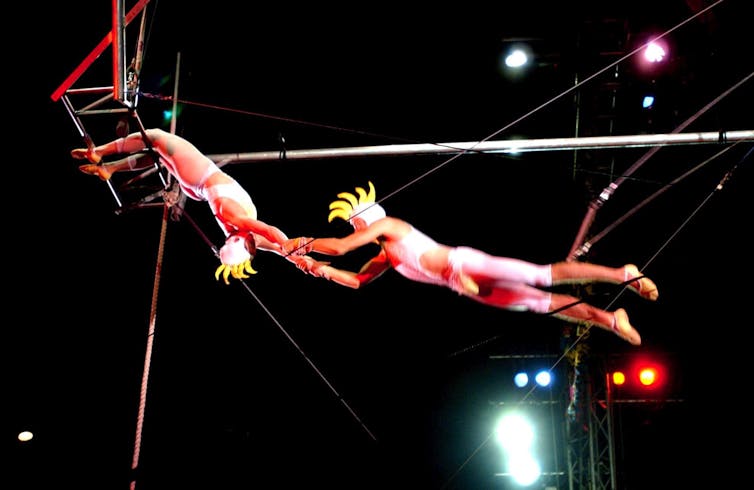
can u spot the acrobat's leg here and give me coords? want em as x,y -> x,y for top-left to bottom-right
548,293 -> 641,345
450,247 -> 552,288
77,152 -> 156,181
551,262 -> 658,301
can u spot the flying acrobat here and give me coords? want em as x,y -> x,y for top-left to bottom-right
73,128 -> 323,283
287,181 -> 659,345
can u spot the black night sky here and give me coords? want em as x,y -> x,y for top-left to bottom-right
8,1 -> 752,489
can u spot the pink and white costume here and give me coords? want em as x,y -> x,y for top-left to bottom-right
386,226 -> 554,313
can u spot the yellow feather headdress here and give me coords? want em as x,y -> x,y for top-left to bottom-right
328,181 -> 385,226
214,233 -> 258,285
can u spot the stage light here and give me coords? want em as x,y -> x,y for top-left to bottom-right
495,411 -> 543,486
638,366 -> 659,387
534,370 -> 552,387
643,41 -> 667,63
513,369 -> 553,388
634,35 -> 670,76
505,48 -> 529,68
18,430 -> 33,442
514,372 -> 529,388
628,359 -> 665,391
499,42 -> 535,80
508,453 -> 541,486
496,412 -> 535,451
609,353 -> 671,399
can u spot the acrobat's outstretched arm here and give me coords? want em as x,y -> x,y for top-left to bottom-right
304,219 -> 394,257
292,248 -> 392,289
217,202 -> 292,253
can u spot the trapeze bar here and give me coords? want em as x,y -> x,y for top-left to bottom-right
65,86 -> 116,95
77,108 -> 132,116
206,130 -> 754,165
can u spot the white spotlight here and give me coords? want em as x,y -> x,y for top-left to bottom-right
505,49 -> 529,68
534,370 -> 552,387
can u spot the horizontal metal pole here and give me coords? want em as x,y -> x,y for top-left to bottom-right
207,130 -> 754,165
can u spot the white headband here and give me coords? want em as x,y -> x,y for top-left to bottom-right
219,235 -> 251,265
349,203 -> 386,226
215,234 -> 256,284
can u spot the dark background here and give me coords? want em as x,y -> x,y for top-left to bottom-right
7,1 -> 752,488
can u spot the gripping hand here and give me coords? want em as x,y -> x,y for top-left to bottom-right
283,237 -> 313,256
